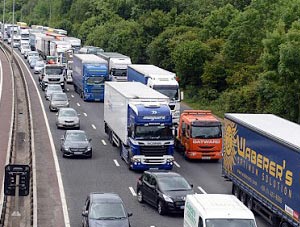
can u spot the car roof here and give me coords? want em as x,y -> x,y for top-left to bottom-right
66,130 -> 85,134
59,107 -> 76,112
144,170 -> 181,178
89,192 -> 124,204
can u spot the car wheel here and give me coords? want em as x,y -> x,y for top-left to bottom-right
157,201 -> 166,215
137,190 -> 143,203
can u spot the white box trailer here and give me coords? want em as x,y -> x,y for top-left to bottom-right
184,194 -> 257,227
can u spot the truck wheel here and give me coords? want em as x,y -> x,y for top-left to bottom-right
232,184 -> 240,198
280,221 -> 290,227
74,84 -> 77,93
246,196 -> 253,210
127,150 -> 133,170
240,191 -> 247,204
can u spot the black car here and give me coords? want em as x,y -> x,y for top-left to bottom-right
82,192 -> 132,227
60,130 -> 92,158
136,170 -> 194,215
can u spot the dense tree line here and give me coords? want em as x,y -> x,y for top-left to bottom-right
2,0 -> 300,122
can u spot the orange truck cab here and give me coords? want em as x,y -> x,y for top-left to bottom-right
175,110 -> 223,160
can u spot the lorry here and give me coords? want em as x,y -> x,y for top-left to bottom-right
104,82 -> 175,171
96,52 -> 132,82
127,64 -> 181,126
49,40 -> 72,64
72,54 -> 109,101
223,113 -> 300,227
175,110 -> 223,160
36,34 -> 55,60
39,64 -> 65,91
184,194 -> 257,227
60,36 -> 81,53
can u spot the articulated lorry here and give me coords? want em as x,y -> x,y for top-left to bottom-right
223,113 -> 300,227
127,64 -> 180,126
104,82 -> 175,170
72,54 -> 109,101
175,110 -> 223,160
97,52 -> 132,82
36,34 -> 55,59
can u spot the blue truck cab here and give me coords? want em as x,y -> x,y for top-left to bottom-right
73,54 -> 108,101
104,82 -> 175,171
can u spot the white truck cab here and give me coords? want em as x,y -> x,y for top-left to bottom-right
184,194 -> 257,227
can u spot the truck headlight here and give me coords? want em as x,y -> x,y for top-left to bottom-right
167,158 -> 174,162
132,157 -> 141,162
163,194 -> 173,203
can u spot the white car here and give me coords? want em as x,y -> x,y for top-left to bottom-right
20,45 -> 31,55
27,51 -> 39,63
34,61 -> 45,74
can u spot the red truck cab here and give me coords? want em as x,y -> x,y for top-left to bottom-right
175,110 -> 223,160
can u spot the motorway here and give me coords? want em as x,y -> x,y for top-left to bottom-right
5,49 -> 271,227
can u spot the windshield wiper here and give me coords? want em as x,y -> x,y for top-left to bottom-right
96,217 -> 125,220
167,188 -> 190,191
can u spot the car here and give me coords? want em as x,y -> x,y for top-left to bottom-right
27,51 -> 39,62
44,84 -> 63,100
20,44 -> 30,55
82,193 -> 132,227
60,130 -> 92,158
34,60 -> 45,74
29,57 -> 40,68
7,37 -> 11,44
136,170 -> 194,215
49,92 -> 69,112
56,108 -> 80,129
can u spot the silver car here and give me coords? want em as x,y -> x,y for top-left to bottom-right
49,92 -> 69,111
56,108 -> 80,129
34,61 -> 45,74
45,84 -> 63,100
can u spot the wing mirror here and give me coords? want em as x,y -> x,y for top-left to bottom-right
82,210 -> 88,217
128,212 -> 133,217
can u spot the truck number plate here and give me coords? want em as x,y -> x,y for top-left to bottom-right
202,157 -> 211,160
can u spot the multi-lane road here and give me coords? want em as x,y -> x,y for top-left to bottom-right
2,48 -> 271,227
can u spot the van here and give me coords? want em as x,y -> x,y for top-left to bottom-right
184,194 -> 257,227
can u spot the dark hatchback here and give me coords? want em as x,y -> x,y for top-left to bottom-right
82,192 -> 132,227
136,170 -> 194,215
60,130 -> 92,158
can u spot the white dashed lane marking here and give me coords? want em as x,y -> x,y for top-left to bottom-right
129,187 -> 136,196
83,112 -> 87,117
101,140 -> 107,145
91,124 -> 96,129
113,159 -> 120,167
174,161 -> 180,168
198,186 -> 207,194
77,103 -> 80,107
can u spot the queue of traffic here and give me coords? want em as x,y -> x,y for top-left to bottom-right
7,22 -> 299,227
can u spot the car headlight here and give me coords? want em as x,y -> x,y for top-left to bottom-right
163,194 -> 173,203
62,146 -> 69,151
87,146 -> 92,151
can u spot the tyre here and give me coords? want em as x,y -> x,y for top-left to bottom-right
157,201 -> 166,215
232,184 -> 240,198
246,196 -> 253,210
137,190 -> 143,203
240,191 -> 247,204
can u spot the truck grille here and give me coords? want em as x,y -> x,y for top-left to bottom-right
48,78 -> 60,82
140,145 -> 168,156
169,104 -> 175,110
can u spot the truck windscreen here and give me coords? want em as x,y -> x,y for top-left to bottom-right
46,68 -> 63,75
111,69 -> 126,77
86,77 -> 105,85
191,125 -> 222,139
155,88 -> 179,101
135,125 -> 173,140
205,219 -> 256,227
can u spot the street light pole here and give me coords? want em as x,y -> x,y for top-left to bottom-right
2,0 -> 5,42
10,0 -> 15,63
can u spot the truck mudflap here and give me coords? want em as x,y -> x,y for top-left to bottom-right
130,155 -> 174,170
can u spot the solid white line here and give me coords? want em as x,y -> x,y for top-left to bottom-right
198,186 -> 207,194
77,103 -> 80,107
0,60 -> 2,102
113,159 -> 120,167
101,140 -> 107,145
17,54 -> 71,226
71,95 -> 74,98
174,161 -> 180,168
91,124 -> 96,129
129,187 -> 137,196
83,112 -> 87,117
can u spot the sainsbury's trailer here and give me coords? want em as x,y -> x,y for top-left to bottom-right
223,113 -> 300,227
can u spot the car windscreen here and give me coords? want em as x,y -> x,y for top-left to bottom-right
35,62 -> 44,67
205,219 -> 257,227
60,109 -> 76,117
89,202 -> 126,219
52,93 -> 67,101
158,176 -> 191,191
191,125 -> 222,139
66,132 -> 87,142
135,125 -> 173,140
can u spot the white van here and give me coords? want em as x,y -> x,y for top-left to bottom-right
184,194 -> 257,227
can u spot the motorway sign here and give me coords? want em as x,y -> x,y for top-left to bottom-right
4,164 -> 30,196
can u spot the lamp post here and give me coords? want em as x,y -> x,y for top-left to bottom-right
10,0 -> 15,63
2,0 -> 5,42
